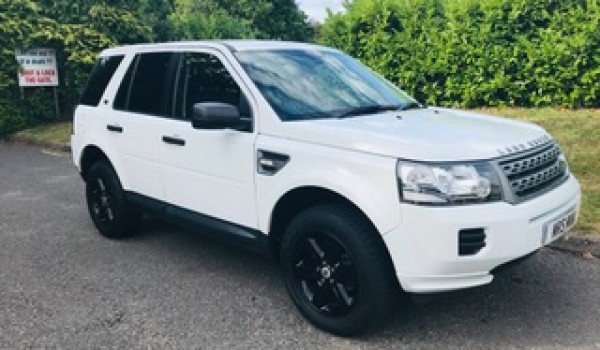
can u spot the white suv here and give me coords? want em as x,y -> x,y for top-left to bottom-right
72,41 -> 581,335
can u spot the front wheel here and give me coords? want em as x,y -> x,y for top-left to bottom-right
85,160 -> 140,239
279,204 -> 397,336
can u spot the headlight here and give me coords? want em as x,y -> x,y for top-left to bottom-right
397,160 -> 503,205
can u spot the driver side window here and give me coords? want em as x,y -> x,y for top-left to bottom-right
175,52 -> 251,121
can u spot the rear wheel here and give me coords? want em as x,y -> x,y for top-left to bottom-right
85,160 -> 140,238
280,204 -> 397,336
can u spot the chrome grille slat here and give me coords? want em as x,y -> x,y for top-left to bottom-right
498,141 -> 567,199
501,145 -> 561,177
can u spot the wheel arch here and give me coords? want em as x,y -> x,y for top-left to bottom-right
268,186 -> 394,266
79,145 -> 114,180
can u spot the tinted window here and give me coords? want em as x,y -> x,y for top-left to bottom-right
80,55 -> 123,106
113,56 -> 136,111
127,52 -> 174,116
176,52 -> 250,119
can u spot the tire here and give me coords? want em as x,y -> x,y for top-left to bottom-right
85,160 -> 141,239
279,204 -> 397,336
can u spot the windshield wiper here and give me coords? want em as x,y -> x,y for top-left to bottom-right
334,104 -> 402,119
399,101 -> 424,111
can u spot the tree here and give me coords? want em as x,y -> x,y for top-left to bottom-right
169,0 -> 258,39
211,0 -> 313,40
169,0 -> 313,41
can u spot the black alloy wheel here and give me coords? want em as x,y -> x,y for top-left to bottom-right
292,232 -> 359,317
88,176 -> 115,224
85,160 -> 140,238
280,204 -> 397,336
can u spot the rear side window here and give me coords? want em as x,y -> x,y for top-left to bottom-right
113,56 -> 136,111
125,52 -> 174,116
80,55 -> 124,106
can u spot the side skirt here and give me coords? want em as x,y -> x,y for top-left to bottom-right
124,192 -> 271,257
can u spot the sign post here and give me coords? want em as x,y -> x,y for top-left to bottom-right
15,48 -> 60,118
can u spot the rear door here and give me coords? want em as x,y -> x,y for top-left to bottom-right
74,54 -> 124,165
108,52 -> 179,199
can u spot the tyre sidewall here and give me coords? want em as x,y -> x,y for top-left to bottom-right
85,161 -> 136,238
280,205 -> 394,336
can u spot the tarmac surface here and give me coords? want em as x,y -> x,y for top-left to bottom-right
1,143 -> 599,349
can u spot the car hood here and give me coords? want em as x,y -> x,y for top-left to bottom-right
271,108 -> 551,161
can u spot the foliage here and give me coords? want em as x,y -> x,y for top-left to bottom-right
209,0 -> 313,41
169,0 -> 258,39
0,0 -> 313,136
320,0 -> 600,108
169,0 -> 313,41
0,100 -> 27,137
0,0 -> 170,135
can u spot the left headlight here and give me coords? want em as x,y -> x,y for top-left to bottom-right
397,160 -> 504,205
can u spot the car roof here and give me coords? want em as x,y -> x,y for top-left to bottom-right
101,40 -> 334,56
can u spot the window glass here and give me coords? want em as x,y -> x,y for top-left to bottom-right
127,52 -> 174,116
113,56 -> 136,111
80,55 -> 123,106
176,52 -> 250,119
236,50 -> 416,121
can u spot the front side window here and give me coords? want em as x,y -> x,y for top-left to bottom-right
175,52 -> 250,120
235,49 -> 417,121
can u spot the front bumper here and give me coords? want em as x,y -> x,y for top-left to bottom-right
384,175 -> 581,293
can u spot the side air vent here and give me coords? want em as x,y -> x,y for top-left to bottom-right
458,228 -> 486,256
257,150 -> 290,176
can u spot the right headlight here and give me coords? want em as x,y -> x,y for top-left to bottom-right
397,160 -> 504,205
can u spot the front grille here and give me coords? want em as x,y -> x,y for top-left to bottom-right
498,141 -> 567,200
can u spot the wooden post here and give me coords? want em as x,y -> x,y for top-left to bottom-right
53,86 -> 60,119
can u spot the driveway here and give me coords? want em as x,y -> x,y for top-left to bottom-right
1,143 -> 599,349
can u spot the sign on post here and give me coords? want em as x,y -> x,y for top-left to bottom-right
15,48 -> 59,87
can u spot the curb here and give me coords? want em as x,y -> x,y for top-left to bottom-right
549,233 -> 600,259
5,134 -> 70,153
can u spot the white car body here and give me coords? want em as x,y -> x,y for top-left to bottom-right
72,40 -> 581,295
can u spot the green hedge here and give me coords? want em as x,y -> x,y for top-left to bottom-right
320,0 -> 600,108
0,0 -> 158,137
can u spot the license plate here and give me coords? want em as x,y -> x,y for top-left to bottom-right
542,206 -> 577,245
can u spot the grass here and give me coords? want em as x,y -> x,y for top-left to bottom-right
10,109 -> 600,233
13,121 -> 71,146
477,108 -> 600,233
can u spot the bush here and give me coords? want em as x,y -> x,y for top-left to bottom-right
0,99 -> 27,137
0,0 -> 155,137
320,0 -> 600,108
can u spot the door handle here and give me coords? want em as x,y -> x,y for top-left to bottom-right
162,136 -> 186,146
107,124 -> 123,133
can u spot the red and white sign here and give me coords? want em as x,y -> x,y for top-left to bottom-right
15,48 -> 59,87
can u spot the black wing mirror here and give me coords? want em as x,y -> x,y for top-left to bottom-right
191,102 -> 240,130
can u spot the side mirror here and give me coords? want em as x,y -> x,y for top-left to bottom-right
191,102 -> 240,130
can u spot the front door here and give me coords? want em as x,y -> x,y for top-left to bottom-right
160,50 -> 258,229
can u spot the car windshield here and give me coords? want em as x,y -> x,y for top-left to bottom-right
235,49 -> 418,121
